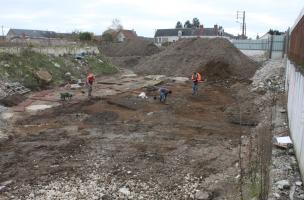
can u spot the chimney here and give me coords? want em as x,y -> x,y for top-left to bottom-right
198,25 -> 204,36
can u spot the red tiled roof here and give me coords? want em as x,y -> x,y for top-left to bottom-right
118,30 -> 137,40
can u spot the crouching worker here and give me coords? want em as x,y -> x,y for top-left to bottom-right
158,87 -> 172,102
86,73 -> 95,97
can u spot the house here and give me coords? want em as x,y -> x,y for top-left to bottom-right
259,33 -> 271,40
6,29 -> 57,41
259,31 -> 285,40
154,25 -> 235,46
115,29 -> 137,42
6,29 -> 78,46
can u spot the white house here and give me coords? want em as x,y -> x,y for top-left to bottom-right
154,25 -> 235,46
115,30 -> 137,42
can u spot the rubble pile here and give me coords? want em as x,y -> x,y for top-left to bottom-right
0,80 -> 30,99
251,60 -> 285,94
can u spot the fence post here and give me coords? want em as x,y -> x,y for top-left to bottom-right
269,35 -> 273,59
283,29 -> 290,58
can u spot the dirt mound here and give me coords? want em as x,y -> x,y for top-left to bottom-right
0,94 -> 25,107
108,56 -> 143,69
134,38 -> 258,80
99,38 -> 160,57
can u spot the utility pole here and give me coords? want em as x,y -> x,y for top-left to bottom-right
236,11 -> 246,39
242,11 -> 245,38
1,25 -> 4,40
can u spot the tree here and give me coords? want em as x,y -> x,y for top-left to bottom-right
184,20 -> 192,28
192,18 -> 200,28
175,21 -> 183,28
79,32 -> 92,41
109,18 -> 123,31
101,32 -> 113,42
268,29 -> 282,35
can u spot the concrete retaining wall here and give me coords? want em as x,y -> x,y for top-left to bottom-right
0,46 -> 99,56
285,6 -> 304,179
285,59 -> 304,178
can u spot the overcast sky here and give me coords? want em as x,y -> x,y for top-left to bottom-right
0,0 -> 303,38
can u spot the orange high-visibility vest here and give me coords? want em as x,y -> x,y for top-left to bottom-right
191,73 -> 202,81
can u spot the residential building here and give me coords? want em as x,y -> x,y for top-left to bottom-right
115,29 -> 137,42
6,29 -> 57,41
154,25 -> 235,46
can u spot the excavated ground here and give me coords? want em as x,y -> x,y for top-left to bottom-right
0,80 -> 252,199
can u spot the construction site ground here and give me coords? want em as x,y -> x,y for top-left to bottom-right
2,38 -> 296,199
0,69 -> 252,200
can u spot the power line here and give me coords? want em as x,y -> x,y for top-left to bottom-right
1,25 -> 4,40
236,11 -> 246,39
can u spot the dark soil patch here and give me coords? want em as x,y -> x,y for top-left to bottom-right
84,111 -> 119,124
0,94 -> 25,107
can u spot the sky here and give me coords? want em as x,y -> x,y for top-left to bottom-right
0,0 -> 303,39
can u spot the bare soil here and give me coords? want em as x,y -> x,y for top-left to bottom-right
99,39 -> 160,57
0,80 -> 252,199
133,38 -> 258,81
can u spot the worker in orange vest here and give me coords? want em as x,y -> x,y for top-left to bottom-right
86,73 -> 95,97
191,72 -> 202,95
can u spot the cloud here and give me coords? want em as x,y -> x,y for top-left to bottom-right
0,0 -> 303,38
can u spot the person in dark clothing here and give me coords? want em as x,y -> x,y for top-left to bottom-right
158,87 -> 172,102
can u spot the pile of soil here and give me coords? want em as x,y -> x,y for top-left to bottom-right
134,38 -> 258,81
108,56 -> 143,69
99,38 -> 160,57
0,94 -> 25,107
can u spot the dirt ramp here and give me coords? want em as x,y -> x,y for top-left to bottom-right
134,38 -> 258,81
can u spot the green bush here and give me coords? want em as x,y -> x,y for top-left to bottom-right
79,32 -> 93,41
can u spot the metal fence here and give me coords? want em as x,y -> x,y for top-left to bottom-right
232,39 -> 270,50
289,15 -> 304,66
232,35 -> 286,59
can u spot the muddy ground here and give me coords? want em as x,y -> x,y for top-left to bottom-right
0,79 -> 253,199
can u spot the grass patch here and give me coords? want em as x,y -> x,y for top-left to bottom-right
0,48 -> 118,89
85,55 -> 118,75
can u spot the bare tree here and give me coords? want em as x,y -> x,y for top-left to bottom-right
109,18 -> 123,31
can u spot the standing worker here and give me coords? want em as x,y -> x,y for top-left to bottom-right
86,73 -> 95,97
158,87 -> 172,102
191,71 -> 202,95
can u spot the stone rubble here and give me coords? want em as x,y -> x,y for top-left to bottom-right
258,59 -> 304,200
